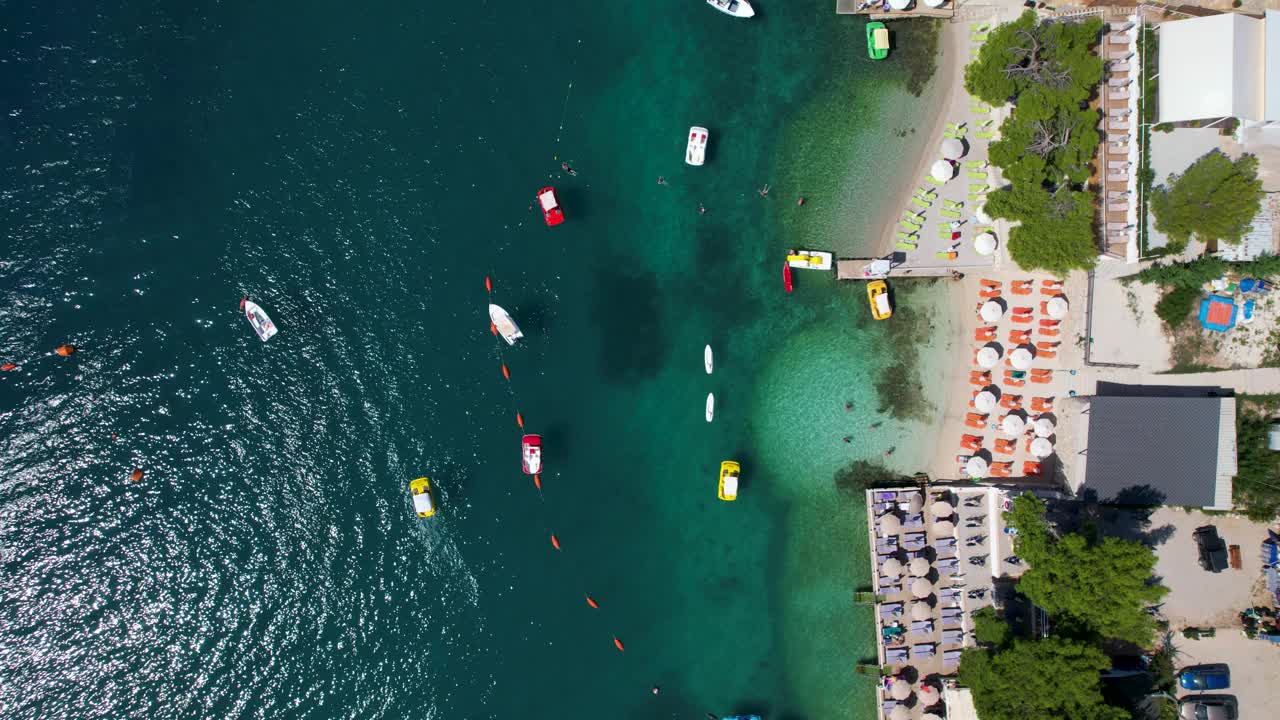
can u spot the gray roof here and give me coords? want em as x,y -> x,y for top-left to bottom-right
1084,396 -> 1228,507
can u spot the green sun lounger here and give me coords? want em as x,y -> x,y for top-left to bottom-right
939,209 -> 961,220
903,210 -> 923,220
944,131 -> 961,140
916,186 -> 936,196
910,197 -> 931,209
970,105 -> 991,114
969,183 -> 987,191
978,119 -> 994,128
944,201 -> 963,211
896,231 -> 917,240
976,131 -> 997,139
926,176 -> 945,186
896,241 -> 918,251
965,161 -> 986,168
968,194 -> 984,202
900,220 -> 921,231
967,171 -> 988,179
938,227 -> 958,239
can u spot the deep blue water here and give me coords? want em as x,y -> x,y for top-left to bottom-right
0,2 -> 942,718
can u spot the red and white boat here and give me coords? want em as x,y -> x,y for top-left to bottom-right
521,434 -> 543,474
782,262 -> 793,293
537,187 -> 564,226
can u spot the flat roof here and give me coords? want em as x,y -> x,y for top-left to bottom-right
1158,13 -> 1266,123
1083,396 -> 1231,507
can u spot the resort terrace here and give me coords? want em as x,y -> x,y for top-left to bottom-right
863,484 -> 1025,720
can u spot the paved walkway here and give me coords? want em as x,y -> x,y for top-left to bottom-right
1079,367 -> 1280,396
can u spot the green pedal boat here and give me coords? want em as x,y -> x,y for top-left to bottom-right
867,22 -> 890,60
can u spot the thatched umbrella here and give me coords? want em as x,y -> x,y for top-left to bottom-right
931,500 -> 954,517
880,513 -> 902,535
911,602 -> 932,621
891,678 -> 913,701
883,557 -> 904,577
909,557 -> 931,577
932,519 -> 956,537
922,714 -> 944,720
911,578 -> 933,598
907,493 -> 924,514
917,683 -> 940,706
890,704 -> 911,720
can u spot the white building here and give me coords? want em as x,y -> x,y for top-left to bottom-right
1158,11 -> 1280,127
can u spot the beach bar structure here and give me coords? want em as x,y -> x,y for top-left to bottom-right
1157,10 -> 1280,128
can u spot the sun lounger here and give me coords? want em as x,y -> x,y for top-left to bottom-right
965,160 -> 985,169
912,644 -> 937,659
994,438 -> 1015,455
1012,306 -> 1032,315
978,289 -> 1000,300
1000,394 -> 1022,410
936,538 -> 958,556
886,647 -> 910,664
1009,332 -> 1031,345
939,209 -> 961,220
976,130 -> 997,139
910,620 -> 934,637
879,602 -> 904,618
943,649 -> 963,668
900,220 -> 921,231
943,200 -> 964,211
969,371 -> 991,384
1108,61 -> 1131,72
944,130 -> 962,141
989,462 -> 1012,477
903,210 -> 924,221
974,326 -> 996,341
896,231 -> 917,241
936,251 -> 957,261
967,171 -> 988,180
969,183 -> 988,192
1031,375 -> 1052,385
1031,396 -> 1054,412
875,491 -> 897,501
911,196 -> 931,209
1108,120 -> 1130,131
916,186 -> 937,198
980,279 -> 1001,289
1010,314 -> 1031,324
1023,461 -> 1043,476
896,242 -> 917,251
876,539 -> 898,555
1004,375 -> 1025,388
942,628 -> 965,646
926,175 -> 946,185
1108,91 -> 1130,101
1038,328 -> 1059,337
903,514 -> 925,529
970,104 -> 991,114
1038,319 -> 1059,328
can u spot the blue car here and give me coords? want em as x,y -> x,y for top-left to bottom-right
1178,663 -> 1230,691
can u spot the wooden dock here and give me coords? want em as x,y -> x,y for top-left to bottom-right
836,258 -> 985,280
835,0 -> 955,18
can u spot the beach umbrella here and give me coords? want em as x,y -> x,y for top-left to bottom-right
880,513 -> 902,535
911,602 -> 932,621
906,492 -> 924,513
909,557 -> 930,577
917,684 -> 940,706
940,137 -> 965,159
1010,347 -> 1034,370
1034,416 -> 1056,438
932,519 -> 955,537
975,204 -> 992,224
1001,414 -> 1025,436
887,0 -> 912,9
980,301 -> 1003,323
1031,437 -> 1054,458
911,578 -> 933,598
923,0 -> 946,7
976,345 -> 1000,369
974,390 -> 997,413
890,678 -> 913,701
975,232 -> 998,256
890,705 -> 911,720
930,159 -> 955,182
965,455 -> 989,478
1047,295 -> 1069,319
882,557 -> 903,577
930,500 -> 953,517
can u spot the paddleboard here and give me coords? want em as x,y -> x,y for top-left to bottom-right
706,392 -> 715,422
704,344 -> 713,374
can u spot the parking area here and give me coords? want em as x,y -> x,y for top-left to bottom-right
1145,508 -> 1273,629
1173,632 -> 1280,719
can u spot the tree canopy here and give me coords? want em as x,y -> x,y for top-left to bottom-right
965,12 -> 1104,109
959,638 -> 1130,720
985,184 -> 1098,275
988,103 -> 1100,186
1005,495 -> 1167,646
1151,151 -> 1264,251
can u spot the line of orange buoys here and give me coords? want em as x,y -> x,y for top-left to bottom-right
485,275 -> 625,653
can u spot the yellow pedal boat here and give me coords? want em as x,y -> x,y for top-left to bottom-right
409,477 -> 437,517
718,461 -> 740,501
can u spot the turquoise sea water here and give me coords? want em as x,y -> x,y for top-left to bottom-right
0,3 -> 946,719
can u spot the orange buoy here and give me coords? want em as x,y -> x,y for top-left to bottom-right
490,322 -> 498,336
613,637 -> 625,652
585,595 -> 599,609
501,364 -> 510,381
533,474 -> 542,490
55,345 -> 76,357
0,363 -> 16,371
550,534 -> 561,551
485,276 -> 492,293
129,468 -> 143,482
516,412 -> 524,429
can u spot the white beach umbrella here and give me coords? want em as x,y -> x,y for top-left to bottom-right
932,519 -> 956,537
975,203 -> 992,224
973,390 -> 997,413
890,704 -> 911,720
923,0 -> 946,7
930,500 -> 954,517
917,684 -> 941,706
940,137 -> 965,159
975,232 -> 998,256
1001,414 -> 1025,436
1031,437 -> 1054,458
911,602 -> 932,621
880,513 -> 902,535
1034,417 -> 1056,438
1009,347 -> 1034,370
930,159 -> 955,182
887,0 -> 911,9
965,455 -> 989,478
1046,295 -> 1069,319
883,557 -> 903,577
909,557 -> 931,577
906,492 -> 924,513
891,679 -> 913,701
911,578 -> 934,598
976,345 -> 1000,369
980,300 -> 1004,323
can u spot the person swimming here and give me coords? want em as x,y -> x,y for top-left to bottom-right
561,162 -> 577,176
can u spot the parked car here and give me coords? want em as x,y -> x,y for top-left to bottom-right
1194,525 -> 1228,573
1178,694 -> 1237,720
1177,663 -> 1230,691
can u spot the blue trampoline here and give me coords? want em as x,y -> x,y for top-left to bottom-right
1198,296 -> 1238,332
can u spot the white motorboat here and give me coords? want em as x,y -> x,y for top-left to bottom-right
241,298 -> 277,342
704,344 -> 713,374
707,0 -> 755,18
706,392 -> 715,422
787,250 -> 834,270
488,304 -> 524,345
686,126 -> 708,166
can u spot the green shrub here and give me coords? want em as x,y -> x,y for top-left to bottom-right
1151,151 -> 1264,248
972,607 -> 1011,647
1154,286 -> 1199,329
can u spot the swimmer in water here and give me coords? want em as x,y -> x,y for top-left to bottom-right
657,176 -> 666,185
561,162 -> 577,176
698,204 -> 706,215
758,183 -> 771,197
842,436 -> 852,443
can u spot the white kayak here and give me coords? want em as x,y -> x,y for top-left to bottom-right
488,304 -> 524,345
242,299 -> 277,342
705,344 -> 713,375
706,392 -> 715,422
707,0 -> 755,18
